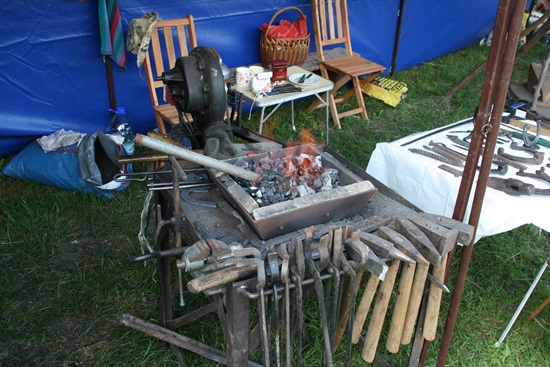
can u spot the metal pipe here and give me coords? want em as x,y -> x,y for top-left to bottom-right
452,0 -> 513,224
419,0 -> 515,363
134,133 -> 261,183
495,258 -> 548,347
390,0 -> 406,75
436,1 -> 527,366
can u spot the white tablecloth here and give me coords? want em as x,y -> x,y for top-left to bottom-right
366,118 -> 550,242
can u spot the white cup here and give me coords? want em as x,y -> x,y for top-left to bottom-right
236,67 -> 252,92
249,65 -> 265,79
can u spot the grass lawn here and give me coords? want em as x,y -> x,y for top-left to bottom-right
1,42 -> 549,366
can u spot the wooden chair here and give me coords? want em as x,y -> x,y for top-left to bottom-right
306,0 -> 386,129
144,15 -> 198,135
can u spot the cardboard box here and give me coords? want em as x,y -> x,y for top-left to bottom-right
527,62 -> 550,102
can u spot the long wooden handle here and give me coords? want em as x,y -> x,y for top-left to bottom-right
351,274 -> 380,344
361,260 -> 400,363
423,254 -> 448,341
333,268 -> 364,351
187,264 -> 257,293
386,261 -> 416,353
400,263 -> 430,345
509,118 -> 550,137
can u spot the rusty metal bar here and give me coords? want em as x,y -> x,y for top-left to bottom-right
452,0 -> 513,224
436,0 -> 528,366
415,0 -> 516,364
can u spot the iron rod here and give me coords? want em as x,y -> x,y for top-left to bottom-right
495,259 -> 548,346
436,1 -> 527,366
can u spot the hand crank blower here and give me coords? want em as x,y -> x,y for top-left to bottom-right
157,46 -> 238,159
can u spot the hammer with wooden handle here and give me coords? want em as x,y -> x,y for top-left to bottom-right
333,216 -> 390,351
358,232 -> 416,362
361,257 -> 400,363
406,213 -> 459,341
187,260 -> 259,294
334,227 -> 371,351
376,226 -> 430,353
394,216 -> 440,345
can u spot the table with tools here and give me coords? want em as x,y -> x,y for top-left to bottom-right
366,115 -> 550,242
237,65 -> 334,144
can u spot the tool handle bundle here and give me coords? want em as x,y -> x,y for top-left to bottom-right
171,211 -> 473,365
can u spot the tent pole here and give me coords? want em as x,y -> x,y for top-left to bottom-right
105,57 -> 117,111
390,0 -> 406,75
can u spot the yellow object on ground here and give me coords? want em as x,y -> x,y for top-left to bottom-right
363,76 -> 408,107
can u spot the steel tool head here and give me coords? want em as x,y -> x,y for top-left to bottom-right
376,226 -> 429,266
406,212 -> 459,256
290,237 -> 305,279
359,231 -> 415,263
395,217 -> 442,266
418,212 -> 474,247
344,232 -> 388,281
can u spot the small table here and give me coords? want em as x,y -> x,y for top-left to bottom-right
238,65 -> 334,144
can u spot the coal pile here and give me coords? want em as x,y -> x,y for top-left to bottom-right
233,152 -> 340,207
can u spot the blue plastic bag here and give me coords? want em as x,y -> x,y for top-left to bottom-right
2,139 -> 127,198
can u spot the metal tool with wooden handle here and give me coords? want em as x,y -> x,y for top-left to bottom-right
187,262 -> 258,293
361,259 -> 400,363
357,231 -> 416,358
351,273 -> 379,344
395,217 -> 442,267
406,213 -> 459,341
334,227 -> 365,352
376,226 -> 421,353
394,217 -> 441,344
333,215 -> 392,351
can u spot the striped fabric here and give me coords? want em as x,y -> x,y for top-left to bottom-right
98,0 -> 126,68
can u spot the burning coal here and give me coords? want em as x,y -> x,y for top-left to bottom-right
233,152 -> 340,207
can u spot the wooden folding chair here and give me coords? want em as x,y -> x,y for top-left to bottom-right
306,0 -> 386,129
144,16 -> 198,135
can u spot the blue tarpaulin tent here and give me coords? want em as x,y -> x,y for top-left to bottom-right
0,0 -> 503,158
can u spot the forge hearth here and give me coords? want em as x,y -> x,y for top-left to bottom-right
209,144 -> 378,240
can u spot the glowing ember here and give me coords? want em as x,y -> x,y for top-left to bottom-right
233,152 -> 339,207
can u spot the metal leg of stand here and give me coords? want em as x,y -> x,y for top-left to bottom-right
226,282 -> 251,367
311,92 -> 331,145
325,91 -> 329,145
495,256 -> 549,347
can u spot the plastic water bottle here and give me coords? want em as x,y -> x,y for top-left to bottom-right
110,107 -> 135,173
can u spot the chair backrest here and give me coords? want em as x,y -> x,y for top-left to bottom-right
311,0 -> 353,61
144,15 -> 198,108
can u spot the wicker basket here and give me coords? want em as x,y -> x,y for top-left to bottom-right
260,6 -> 310,69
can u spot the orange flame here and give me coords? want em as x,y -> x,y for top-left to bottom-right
287,128 -> 317,148
298,129 -> 316,144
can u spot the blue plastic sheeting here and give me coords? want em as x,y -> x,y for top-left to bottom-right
396,1 -> 498,71
0,0 -> 499,158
